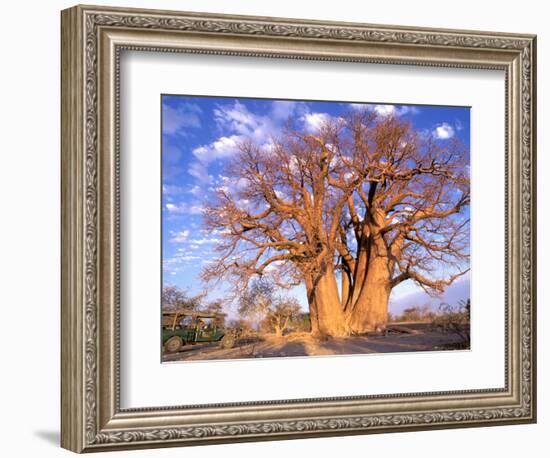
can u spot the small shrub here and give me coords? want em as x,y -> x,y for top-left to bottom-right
432,299 -> 470,343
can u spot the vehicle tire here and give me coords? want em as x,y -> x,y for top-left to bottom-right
220,333 -> 235,349
165,336 -> 183,353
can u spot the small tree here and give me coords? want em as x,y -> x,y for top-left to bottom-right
265,297 -> 302,337
161,285 -> 205,311
239,279 -> 301,336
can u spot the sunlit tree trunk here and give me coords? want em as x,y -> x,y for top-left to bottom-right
305,268 -> 349,336
346,256 -> 391,333
311,267 -> 349,337
304,275 -> 320,336
345,223 -> 392,333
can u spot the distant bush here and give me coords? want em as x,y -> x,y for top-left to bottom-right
431,299 -> 470,343
391,304 -> 436,323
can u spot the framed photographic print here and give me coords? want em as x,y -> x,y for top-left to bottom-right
61,4 -> 537,453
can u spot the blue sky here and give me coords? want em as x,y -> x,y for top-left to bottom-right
161,95 -> 470,316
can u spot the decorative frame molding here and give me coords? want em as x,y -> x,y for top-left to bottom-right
61,4 -> 536,453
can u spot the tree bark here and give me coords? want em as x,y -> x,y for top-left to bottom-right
311,267 -> 349,336
346,256 -> 391,333
304,275 -> 320,335
341,267 -> 352,310
350,243 -> 368,306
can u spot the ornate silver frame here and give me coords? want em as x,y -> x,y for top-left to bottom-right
61,4 -> 537,453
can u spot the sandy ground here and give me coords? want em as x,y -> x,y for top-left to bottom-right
162,323 -> 469,362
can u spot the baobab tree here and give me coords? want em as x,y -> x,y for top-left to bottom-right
201,111 -> 470,336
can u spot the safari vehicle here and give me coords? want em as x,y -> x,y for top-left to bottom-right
162,310 -> 235,353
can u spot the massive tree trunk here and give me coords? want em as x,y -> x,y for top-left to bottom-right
306,268 -> 348,337
346,256 -> 391,333
304,275 -> 320,335
346,225 -> 392,333
341,267 -> 352,310
350,242 -> 368,307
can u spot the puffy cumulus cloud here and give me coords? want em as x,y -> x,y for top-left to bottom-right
162,102 -> 202,135
192,135 -> 240,163
301,112 -> 332,131
189,102 -> 281,172
214,101 -> 266,139
186,100 -> 306,185
432,123 -> 455,140
374,104 -> 420,117
374,104 -> 397,117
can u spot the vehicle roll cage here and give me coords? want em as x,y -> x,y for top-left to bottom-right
162,310 -> 226,331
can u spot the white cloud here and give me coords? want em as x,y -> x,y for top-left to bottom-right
192,135 -> 240,163
162,184 -> 184,195
270,100 -> 298,120
302,112 -> 331,131
162,102 -> 202,135
189,237 -> 221,245
170,229 -> 190,243
374,104 -> 397,117
187,100 -> 292,185
165,203 -> 186,214
214,101 -> 263,137
165,202 -> 204,215
373,104 -> 420,117
349,103 -> 366,111
432,123 -> 455,140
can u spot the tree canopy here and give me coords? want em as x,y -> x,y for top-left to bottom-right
202,111 -> 470,335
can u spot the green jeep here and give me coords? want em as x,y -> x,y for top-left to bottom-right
162,310 -> 235,353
